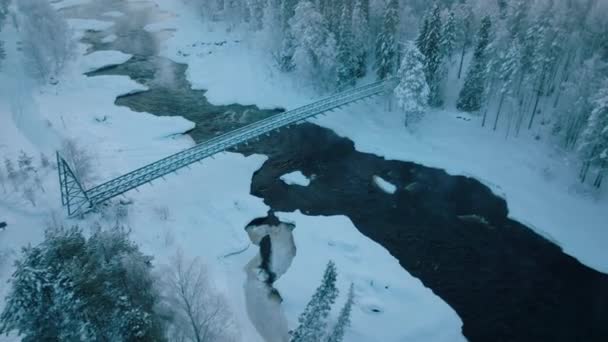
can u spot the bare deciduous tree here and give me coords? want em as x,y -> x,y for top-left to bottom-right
61,139 -> 95,188
159,252 -> 238,342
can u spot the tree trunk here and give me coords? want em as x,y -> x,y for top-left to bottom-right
553,50 -> 573,108
482,76 -> 498,128
527,88 -> 542,130
457,43 -> 466,79
594,160 -> 605,188
493,92 -> 506,131
580,161 -> 590,183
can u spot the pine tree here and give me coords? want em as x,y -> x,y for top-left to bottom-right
457,16 -> 492,112
326,283 -> 355,342
335,5 -> 357,90
374,0 -> 399,80
290,261 -> 339,342
394,42 -> 429,127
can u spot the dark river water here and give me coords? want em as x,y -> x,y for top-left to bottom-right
64,1 -> 608,341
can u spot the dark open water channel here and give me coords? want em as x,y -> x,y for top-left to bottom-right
64,1 -> 608,340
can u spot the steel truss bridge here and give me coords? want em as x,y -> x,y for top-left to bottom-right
58,79 -> 396,216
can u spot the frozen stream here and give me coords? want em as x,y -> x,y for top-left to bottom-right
61,1 -> 608,341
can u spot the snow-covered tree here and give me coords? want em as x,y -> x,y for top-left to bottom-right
457,16 -> 492,112
374,0 -> 399,80
290,261 -> 339,342
0,226 -> 165,341
326,283 -> 354,342
335,6 -> 357,90
351,0 -> 369,77
441,11 -> 456,61
579,81 -> 608,187
453,0 -> 474,79
394,41 -> 429,127
491,39 -> 522,131
16,0 -> 74,83
416,4 -> 443,106
289,1 -> 337,88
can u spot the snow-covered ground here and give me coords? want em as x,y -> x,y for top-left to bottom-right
149,0 -> 608,275
280,171 -> 311,187
2,0 -> 607,341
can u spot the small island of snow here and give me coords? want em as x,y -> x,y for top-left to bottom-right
373,175 -> 397,194
280,171 -> 311,187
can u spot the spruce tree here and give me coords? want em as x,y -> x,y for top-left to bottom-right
290,261 -> 339,342
336,6 -> 357,90
351,0 -> 369,77
0,226 -> 165,341
326,283 -> 355,342
374,0 -> 399,80
417,4 -> 443,107
441,11 -> 456,61
394,42 -> 430,127
457,16 -> 492,112
492,40 -> 522,130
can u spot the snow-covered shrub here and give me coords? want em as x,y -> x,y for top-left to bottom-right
16,0 -> 74,82
158,252 -> 238,342
0,225 -> 165,341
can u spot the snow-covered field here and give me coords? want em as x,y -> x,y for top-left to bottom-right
1,0 -> 607,341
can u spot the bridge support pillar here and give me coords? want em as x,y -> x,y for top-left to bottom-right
57,152 -> 93,217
